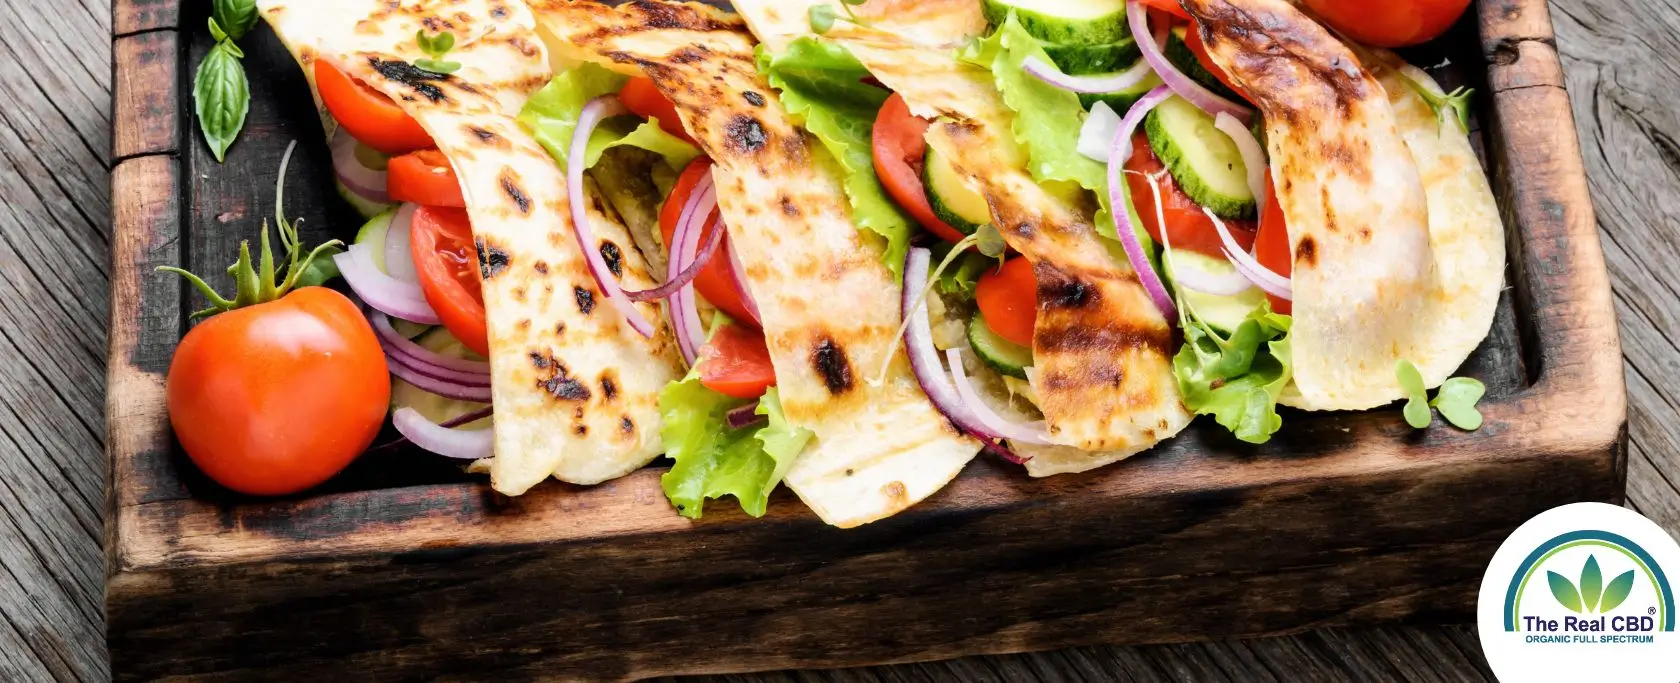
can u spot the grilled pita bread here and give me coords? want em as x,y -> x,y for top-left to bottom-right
257,0 -> 683,494
1183,0 -> 1503,409
525,0 -> 981,526
734,0 -> 1191,474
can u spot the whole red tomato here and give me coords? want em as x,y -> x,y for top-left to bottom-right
1299,0 -> 1472,48
167,286 -> 390,496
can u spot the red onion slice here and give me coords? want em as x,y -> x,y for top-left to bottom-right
946,348 -> 1050,445
568,96 -> 655,338
334,244 -> 441,324
725,236 -> 762,325
967,429 -> 1028,464
331,127 -> 391,204
1106,86 -> 1179,321
901,248 -> 1040,457
668,174 -> 717,366
393,407 -> 492,460
1206,206 -> 1292,300
382,203 -> 421,284
1137,170 -> 1253,297
1128,1 -> 1252,123
725,401 -> 766,430
1023,55 -> 1156,95
901,248 -> 986,432
626,208 -> 724,302
386,352 -> 493,402
386,350 -> 491,387
370,312 -> 490,374
1213,112 -> 1267,205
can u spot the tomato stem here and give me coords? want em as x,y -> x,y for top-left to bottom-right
156,141 -> 344,319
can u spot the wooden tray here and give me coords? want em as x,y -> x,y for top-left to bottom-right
106,0 -> 1626,680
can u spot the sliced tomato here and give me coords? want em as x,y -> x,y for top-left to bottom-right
1255,176 -> 1292,315
410,206 -> 490,356
1137,0 -> 1192,21
388,149 -> 466,208
975,257 -> 1037,348
1299,0 -> 1472,48
871,93 -> 969,244
315,60 -> 435,155
1183,24 -> 1250,101
661,158 -> 757,327
1122,132 -> 1256,257
620,77 -> 696,144
698,322 -> 776,399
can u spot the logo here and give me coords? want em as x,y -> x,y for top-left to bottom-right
1479,503 -> 1680,682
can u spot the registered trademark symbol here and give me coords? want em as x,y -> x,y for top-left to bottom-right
1650,607 -> 1658,615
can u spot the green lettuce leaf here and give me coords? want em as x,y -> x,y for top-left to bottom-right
962,14 -> 1107,194
928,242 -> 994,299
1173,307 -> 1293,444
658,373 -> 811,519
757,38 -> 913,277
519,62 -> 700,171
753,387 -> 814,493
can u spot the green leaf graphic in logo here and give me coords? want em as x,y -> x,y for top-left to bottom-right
1549,570 -> 1584,613
1600,570 -> 1636,613
1581,555 -> 1603,612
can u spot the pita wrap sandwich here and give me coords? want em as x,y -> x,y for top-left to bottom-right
239,0 -> 1505,524
519,0 -> 984,527
732,0 -> 1503,450
257,0 -> 684,495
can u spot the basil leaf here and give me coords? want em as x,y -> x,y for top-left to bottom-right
194,41 -> 250,163
212,0 -> 258,42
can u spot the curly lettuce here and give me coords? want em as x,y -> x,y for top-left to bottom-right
518,62 -> 700,171
963,14 -> 1107,194
1173,307 -> 1293,444
659,374 -> 812,519
757,38 -> 913,277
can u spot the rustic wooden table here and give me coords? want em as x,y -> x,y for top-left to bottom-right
0,0 -> 1671,680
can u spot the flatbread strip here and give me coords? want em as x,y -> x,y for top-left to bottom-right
260,0 -> 683,494
734,1 -> 1191,472
1366,54 -> 1507,392
526,0 -> 979,526
1183,0 -> 1436,411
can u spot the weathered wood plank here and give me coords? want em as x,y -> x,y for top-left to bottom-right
112,32 -> 177,160
0,0 -> 111,166
115,3 -> 178,36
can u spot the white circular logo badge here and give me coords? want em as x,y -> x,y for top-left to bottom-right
1478,502 -> 1680,682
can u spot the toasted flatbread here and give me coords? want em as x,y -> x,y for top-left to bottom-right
526,0 -> 980,526
1184,0 -> 1502,409
258,0 -> 683,493
733,1 -> 1191,474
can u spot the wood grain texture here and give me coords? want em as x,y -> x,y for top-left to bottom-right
0,0 -> 1662,680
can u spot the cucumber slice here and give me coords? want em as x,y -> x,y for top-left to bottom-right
1043,37 -> 1139,76
981,0 -> 1128,45
1077,65 -> 1162,113
1165,249 -> 1266,335
968,314 -> 1033,379
1145,95 -> 1258,219
391,327 -> 491,429
336,179 -> 395,220
922,145 -> 990,236
352,208 -> 398,273
1166,26 -> 1243,103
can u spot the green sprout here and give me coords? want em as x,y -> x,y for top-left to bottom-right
414,29 -> 462,75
